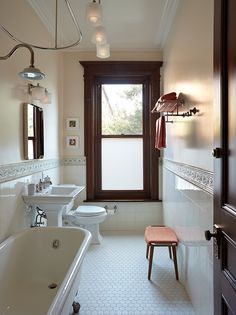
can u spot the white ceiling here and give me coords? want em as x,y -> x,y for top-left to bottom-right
5,0 -> 179,52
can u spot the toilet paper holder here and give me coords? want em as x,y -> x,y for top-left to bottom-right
104,205 -> 117,215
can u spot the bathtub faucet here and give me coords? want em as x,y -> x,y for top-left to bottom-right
31,207 -> 47,227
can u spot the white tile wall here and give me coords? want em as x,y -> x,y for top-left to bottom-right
162,168 -> 213,315
62,165 -> 163,232
0,167 -> 61,243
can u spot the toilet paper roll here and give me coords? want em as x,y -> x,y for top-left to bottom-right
28,183 -> 36,195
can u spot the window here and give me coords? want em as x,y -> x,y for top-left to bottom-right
81,61 -> 162,201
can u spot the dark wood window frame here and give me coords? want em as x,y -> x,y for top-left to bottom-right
80,61 -> 162,201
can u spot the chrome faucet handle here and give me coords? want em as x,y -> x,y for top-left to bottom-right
35,183 -> 40,192
43,175 -> 52,187
38,179 -> 44,191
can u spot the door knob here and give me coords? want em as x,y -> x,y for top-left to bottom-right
212,147 -> 221,158
205,225 -> 222,259
205,230 -> 217,241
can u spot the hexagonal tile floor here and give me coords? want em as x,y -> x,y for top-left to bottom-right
75,232 -> 195,315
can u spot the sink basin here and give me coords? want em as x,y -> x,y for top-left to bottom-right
22,185 -> 85,227
22,185 -> 84,205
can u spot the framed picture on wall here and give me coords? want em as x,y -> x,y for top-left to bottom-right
66,117 -> 79,130
66,136 -> 79,149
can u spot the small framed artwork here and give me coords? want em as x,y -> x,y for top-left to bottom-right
66,136 -> 79,149
66,117 -> 79,130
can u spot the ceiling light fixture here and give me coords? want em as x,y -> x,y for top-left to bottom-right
0,43 -> 45,80
96,43 -> 110,59
0,0 -> 82,50
86,0 -> 102,26
91,26 -> 107,44
87,0 -> 111,59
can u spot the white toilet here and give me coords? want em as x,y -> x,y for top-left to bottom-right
63,205 -> 107,244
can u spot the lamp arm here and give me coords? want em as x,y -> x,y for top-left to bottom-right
0,43 -> 34,67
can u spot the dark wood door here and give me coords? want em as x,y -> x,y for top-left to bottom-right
212,0 -> 236,314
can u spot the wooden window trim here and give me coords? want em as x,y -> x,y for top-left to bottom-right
80,61 -> 162,201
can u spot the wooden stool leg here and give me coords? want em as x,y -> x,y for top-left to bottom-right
148,245 -> 154,280
172,245 -> 179,280
146,244 -> 150,259
168,246 -> 172,260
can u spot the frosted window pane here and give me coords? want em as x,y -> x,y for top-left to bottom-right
102,138 -> 143,190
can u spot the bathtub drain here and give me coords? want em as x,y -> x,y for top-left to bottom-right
48,283 -> 57,289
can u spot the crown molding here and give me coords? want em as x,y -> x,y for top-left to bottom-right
156,0 -> 180,49
163,158 -> 213,195
28,0 -> 68,43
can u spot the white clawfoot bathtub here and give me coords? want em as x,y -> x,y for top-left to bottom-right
0,227 -> 91,315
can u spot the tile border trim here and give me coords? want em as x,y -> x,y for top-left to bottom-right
62,156 -> 86,166
163,158 -> 214,195
0,156 -> 86,183
0,158 -> 60,183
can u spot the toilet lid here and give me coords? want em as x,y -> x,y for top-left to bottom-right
74,205 -> 106,217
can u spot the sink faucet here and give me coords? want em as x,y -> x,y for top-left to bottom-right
36,176 -> 52,192
43,175 -> 52,188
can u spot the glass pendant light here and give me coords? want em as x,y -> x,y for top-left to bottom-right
86,0 -> 102,26
96,43 -> 110,58
92,26 -> 107,44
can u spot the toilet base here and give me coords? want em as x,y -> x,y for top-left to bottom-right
79,223 -> 103,245
63,220 -> 103,245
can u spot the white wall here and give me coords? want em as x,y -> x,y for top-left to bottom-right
0,0 -> 62,242
162,1 -> 214,314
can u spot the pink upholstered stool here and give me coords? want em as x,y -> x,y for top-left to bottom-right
144,226 -> 179,280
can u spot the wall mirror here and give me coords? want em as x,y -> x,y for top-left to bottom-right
23,103 -> 44,159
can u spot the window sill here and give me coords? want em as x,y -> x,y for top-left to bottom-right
83,199 -> 162,203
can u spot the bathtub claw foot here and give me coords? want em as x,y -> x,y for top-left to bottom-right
72,301 -> 80,313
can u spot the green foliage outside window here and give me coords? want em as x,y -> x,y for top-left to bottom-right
102,84 -> 143,135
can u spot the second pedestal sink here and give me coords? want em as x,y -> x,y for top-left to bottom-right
22,185 -> 85,226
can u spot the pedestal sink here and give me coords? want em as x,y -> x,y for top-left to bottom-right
22,185 -> 85,226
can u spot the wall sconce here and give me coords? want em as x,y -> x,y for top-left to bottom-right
0,43 -> 45,80
28,83 -> 51,104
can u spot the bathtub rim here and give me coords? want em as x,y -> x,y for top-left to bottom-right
0,226 -> 92,315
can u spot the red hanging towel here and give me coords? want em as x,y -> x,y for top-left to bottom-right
155,116 -> 166,149
160,92 -> 177,101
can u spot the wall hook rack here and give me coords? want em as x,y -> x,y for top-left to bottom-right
151,93 -> 199,123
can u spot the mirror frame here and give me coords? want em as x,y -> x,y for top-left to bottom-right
23,103 -> 44,160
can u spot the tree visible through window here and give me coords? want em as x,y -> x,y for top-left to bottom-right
101,84 -> 143,191
102,84 -> 143,135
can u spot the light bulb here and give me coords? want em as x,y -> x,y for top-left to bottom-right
96,43 -> 110,59
30,83 -> 45,100
86,2 -> 102,26
92,26 -> 107,45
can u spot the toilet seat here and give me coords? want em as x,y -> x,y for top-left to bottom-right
69,205 -> 106,217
